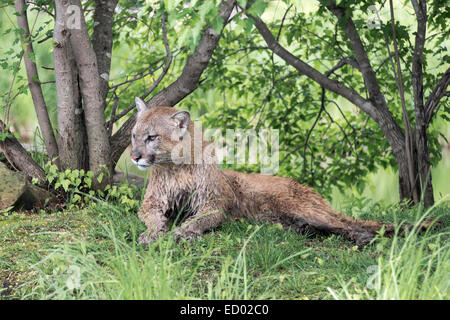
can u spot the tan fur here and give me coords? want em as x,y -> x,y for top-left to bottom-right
131,106 -> 433,246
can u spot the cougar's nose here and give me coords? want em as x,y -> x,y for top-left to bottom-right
130,151 -> 142,162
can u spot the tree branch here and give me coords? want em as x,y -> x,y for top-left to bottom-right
248,12 -> 377,119
0,120 -> 46,181
326,56 -> 360,76
26,1 -> 54,17
276,4 -> 293,41
106,12 -> 173,130
108,61 -> 165,91
324,1 -> 386,108
425,67 -> 450,125
108,93 -> 119,136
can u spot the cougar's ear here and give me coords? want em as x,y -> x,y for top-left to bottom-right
170,110 -> 190,137
135,97 -> 149,114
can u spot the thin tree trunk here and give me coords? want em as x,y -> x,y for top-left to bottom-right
70,48 -> 90,170
411,0 -> 434,208
397,154 -> 413,204
15,0 -> 60,167
388,0 -> 420,204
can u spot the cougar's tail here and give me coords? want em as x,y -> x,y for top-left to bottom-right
346,213 -> 442,239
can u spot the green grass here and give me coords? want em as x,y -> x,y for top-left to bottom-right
329,204 -> 450,300
1,195 -> 449,300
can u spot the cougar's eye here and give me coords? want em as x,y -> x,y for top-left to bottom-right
146,135 -> 158,143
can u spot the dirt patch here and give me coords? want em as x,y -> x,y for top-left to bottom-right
0,272 -> 17,298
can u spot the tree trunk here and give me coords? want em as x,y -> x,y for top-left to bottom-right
414,127 -> 434,207
15,0 -> 60,167
65,0 -> 112,187
397,142 -> 434,208
54,1 -> 86,170
70,50 -> 90,170
411,0 -> 434,208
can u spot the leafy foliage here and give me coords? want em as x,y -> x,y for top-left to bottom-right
0,1 -> 448,198
194,0 -> 449,196
43,162 -> 140,211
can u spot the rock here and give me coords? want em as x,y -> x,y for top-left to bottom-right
0,162 -> 55,210
0,162 -> 27,209
16,183 -> 56,210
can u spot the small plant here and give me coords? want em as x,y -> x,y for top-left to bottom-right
104,183 -> 141,212
0,206 -> 14,216
44,162 -> 95,208
43,162 -> 141,210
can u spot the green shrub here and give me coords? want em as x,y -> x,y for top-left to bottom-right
42,162 -> 141,211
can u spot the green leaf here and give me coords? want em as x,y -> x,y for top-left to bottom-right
212,17 -> 224,34
85,177 -> 92,189
247,0 -> 268,16
61,179 -> 70,192
243,18 -> 254,33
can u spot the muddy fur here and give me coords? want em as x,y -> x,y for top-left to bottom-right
131,101 -> 437,247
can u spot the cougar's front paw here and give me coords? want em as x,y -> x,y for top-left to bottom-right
354,231 -> 375,247
173,229 -> 201,242
138,229 -> 167,245
138,232 -> 151,246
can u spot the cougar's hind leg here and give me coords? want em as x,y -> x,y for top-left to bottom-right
276,212 -> 318,236
280,204 -> 377,246
275,182 -> 378,246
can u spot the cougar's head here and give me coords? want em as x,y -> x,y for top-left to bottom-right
130,97 -> 191,170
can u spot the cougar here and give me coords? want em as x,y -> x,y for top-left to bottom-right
130,97 -> 436,246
